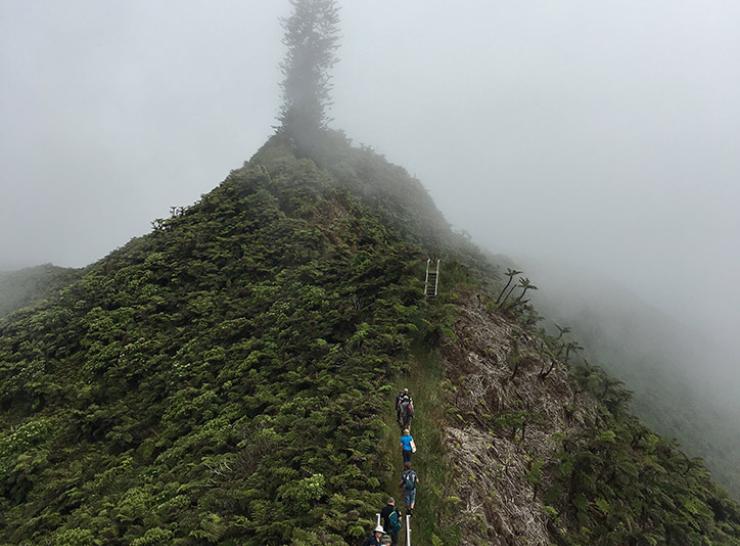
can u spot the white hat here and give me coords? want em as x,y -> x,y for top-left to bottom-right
374,525 -> 385,533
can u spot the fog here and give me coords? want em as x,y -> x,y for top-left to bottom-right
2,1 -> 739,430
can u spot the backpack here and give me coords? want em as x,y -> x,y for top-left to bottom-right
403,469 -> 417,490
401,398 -> 413,417
388,509 -> 402,532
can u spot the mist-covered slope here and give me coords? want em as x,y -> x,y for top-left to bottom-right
0,264 -> 80,318
1,135 -> 738,545
522,262 -> 740,499
439,294 -> 740,545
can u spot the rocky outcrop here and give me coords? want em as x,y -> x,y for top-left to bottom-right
441,296 -> 597,545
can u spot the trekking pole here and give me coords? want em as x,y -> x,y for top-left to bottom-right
406,514 -> 411,546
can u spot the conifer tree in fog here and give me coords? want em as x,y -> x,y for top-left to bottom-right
278,0 -> 340,146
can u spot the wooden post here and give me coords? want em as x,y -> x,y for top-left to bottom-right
434,259 -> 440,296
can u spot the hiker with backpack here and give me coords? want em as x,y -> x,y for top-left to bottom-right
399,397 -> 414,429
400,462 -> 419,516
362,524 -> 385,546
400,428 -> 416,463
395,388 -> 409,417
379,497 -> 402,546
396,389 -> 414,429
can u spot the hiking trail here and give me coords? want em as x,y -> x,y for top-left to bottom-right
381,345 -> 460,546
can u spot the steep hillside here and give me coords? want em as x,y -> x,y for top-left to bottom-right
0,264 -> 80,318
438,295 -> 739,545
524,264 -> 740,499
1,134 -> 738,546
0,135 -> 437,545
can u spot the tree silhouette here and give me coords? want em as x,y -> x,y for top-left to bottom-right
554,323 -> 571,340
278,0 -> 340,147
571,360 -> 595,403
496,268 -> 522,306
562,340 -> 583,362
539,327 -> 581,379
517,277 -> 537,299
504,277 -> 538,312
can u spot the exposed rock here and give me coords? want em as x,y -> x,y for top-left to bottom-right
441,296 -> 597,545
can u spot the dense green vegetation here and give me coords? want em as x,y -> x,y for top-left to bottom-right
1,133 -> 738,545
0,137 -> 444,545
546,361 -> 740,545
0,264 -> 80,318
578,322 -> 740,504
3,2 -> 736,544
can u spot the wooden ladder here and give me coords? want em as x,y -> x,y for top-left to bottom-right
424,258 -> 440,297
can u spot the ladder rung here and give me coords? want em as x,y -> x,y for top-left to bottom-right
424,257 -> 440,298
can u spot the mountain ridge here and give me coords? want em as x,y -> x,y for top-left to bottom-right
0,135 -> 738,545
521,256 -> 740,498
0,264 -> 81,319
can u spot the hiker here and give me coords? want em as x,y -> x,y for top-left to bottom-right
396,389 -> 413,429
362,524 -> 385,546
400,462 -> 418,516
400,428 -> 416,463
399,397 -> 414,429
380,497 -> 402,546
395,388 -> 409,411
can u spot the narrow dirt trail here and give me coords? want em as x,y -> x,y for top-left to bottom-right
382,346 -> 459,546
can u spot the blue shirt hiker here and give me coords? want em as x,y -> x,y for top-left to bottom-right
400,429 -> 416,463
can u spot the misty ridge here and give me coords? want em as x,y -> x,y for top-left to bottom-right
517,256 -> 740,495
1,0 -> 740,544
2,0 -> 738,473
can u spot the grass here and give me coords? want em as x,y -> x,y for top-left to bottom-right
381,344 -> 461,546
